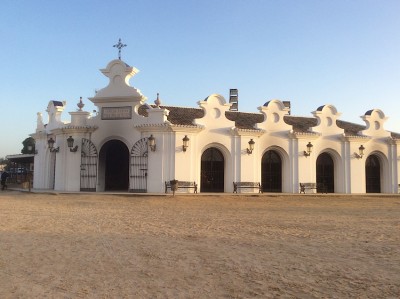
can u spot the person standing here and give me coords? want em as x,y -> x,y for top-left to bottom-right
1,171 -> 10,190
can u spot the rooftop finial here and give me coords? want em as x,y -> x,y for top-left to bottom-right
77,97 -> 84,111
113,38 -> 127,60
154,93 -> 161,107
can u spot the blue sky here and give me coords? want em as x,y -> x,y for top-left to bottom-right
1,0 -> 399,158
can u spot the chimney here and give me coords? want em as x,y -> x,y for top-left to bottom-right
283,101 -> 291,115
229,89 -> 238,111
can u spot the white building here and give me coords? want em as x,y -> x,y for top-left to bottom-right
32,58 -> 400,193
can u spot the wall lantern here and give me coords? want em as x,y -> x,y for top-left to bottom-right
67,136 -> 79,152
182,135 -> 190,152
304,142 -> 313,157
355,145 -> 365,159
148,134 -> 156,152
247,139 -> 255,154
48,137 -> 59,153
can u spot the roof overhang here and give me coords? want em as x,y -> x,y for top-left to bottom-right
6,154 -> 34,163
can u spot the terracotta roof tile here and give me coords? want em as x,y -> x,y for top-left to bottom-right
336,120 -> 365,135
225,111 -> 264,129
391,132 -> 400,139
138,105 -> 203,125
139,105 -> 265,129
284,116 -> 317,132
162,106 -> 204,125
138,105 -> 400,136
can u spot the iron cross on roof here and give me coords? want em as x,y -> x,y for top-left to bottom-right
113,38 -> 127,60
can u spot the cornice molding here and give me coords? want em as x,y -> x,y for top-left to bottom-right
289,131 -> 321,139
51,125 -> 98,135
342,134 -> 371,142
231,127 -> 265,137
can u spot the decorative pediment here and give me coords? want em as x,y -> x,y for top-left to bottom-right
311,104 -> 343,135
256,100 -> 291,131
194,94 -> 235,127
361,109 -> 390,137
89,59 -> 146,104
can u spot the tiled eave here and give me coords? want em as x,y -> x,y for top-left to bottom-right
390,132 -> 400,139
6,153 -> 34,160
6,153 -> 34,164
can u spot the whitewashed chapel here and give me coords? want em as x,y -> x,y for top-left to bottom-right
31,56 -> 400,194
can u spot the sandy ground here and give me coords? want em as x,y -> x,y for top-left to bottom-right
0,191 -> 399,299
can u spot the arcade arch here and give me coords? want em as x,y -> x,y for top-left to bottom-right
261,150 -> 282,192
366,154 -> 381,193
200,147 -> 225,192
316,152 -> 334,193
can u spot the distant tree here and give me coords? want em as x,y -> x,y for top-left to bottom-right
21,137 -> 36,154
0,158 -> 10,171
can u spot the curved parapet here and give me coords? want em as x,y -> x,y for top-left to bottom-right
311,104 -> 343,135
361,109 -> 390,137
194,94 -> 234,128
256,99 -> 291,132
89,59 -> 146,104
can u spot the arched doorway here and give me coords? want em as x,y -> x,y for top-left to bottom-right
262,150 -> 282,192
99,140 -> 129,191
316,153 -> 334,193
366,154 -> 381,193
201,147 -> 224,192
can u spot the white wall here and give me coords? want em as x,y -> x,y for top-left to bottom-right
32,60 -> 400,194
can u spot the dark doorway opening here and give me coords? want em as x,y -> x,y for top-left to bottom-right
201,148 -> 224,192
262,150 -> 282,192
316,153 -> 334,193
101,140 -> 129,191
366,154 -> 381,193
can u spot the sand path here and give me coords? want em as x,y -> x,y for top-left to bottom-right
0,192 -> 399,298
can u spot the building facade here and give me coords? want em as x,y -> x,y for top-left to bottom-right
32,59 -> 400,193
